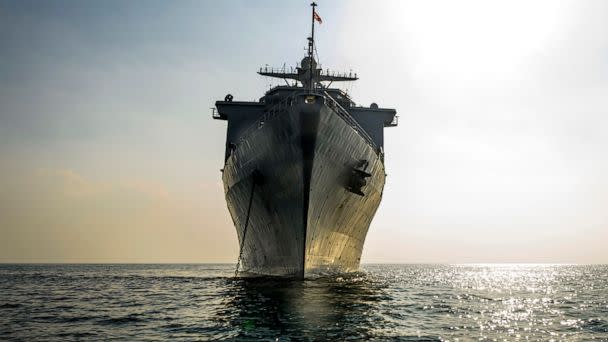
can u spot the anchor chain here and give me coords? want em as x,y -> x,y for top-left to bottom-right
234,170 -> 263,277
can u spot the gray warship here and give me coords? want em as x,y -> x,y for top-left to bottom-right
213,3 -> 397,278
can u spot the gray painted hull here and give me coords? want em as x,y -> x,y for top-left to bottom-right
222,98 -> 385,278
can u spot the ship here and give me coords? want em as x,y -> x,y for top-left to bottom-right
212,3 -> 397,278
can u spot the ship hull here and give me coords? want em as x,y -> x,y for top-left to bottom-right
222,96 -> 385,278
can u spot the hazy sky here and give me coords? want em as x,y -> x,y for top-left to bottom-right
1,0 -> 607,263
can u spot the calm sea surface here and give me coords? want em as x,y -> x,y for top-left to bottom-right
1,264 -> 607,341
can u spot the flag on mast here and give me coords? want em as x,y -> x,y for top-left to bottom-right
313,10 -> 322,24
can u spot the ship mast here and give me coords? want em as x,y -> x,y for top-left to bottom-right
308,2 -> 316,91
257,3 -> 358,88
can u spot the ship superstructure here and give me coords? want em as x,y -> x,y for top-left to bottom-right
212,3 -> 397,277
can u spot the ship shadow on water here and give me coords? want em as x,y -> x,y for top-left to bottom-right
212,272 -> 441,341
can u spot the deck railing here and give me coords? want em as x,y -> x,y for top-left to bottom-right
236,94 -> 295,144
323,91 -> 379,153
259,66 -> 357,79
259,66 -> 297,74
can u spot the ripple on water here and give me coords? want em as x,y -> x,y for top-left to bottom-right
1,264 -> 607,341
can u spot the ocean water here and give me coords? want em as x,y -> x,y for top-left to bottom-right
1,264 -> 607,341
